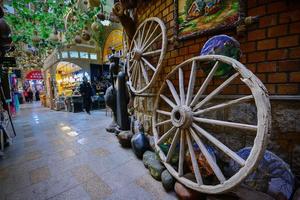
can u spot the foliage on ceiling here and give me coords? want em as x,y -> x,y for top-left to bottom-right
4,0 -> 108,68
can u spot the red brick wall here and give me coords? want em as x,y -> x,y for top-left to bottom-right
136,0 -> 300,95
132,0 -> 300,181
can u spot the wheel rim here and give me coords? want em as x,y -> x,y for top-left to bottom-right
127,17 -> 167,94
153,55 -> 271,194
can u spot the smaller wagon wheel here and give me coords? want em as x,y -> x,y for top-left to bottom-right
153,55 -> 271,194
127,17 -> 167,94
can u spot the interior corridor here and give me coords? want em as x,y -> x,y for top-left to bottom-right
0,103 -> 176,200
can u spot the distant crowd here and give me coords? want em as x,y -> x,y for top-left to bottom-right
23,87 -> 40,103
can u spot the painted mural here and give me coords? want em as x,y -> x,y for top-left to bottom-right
176,0 -> 241,39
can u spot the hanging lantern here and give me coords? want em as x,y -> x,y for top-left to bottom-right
96,3 -> 106,21
32,30 -> 41,44
91,21 -> 100,32
74,35 -> 82,44
81,28 -> 91,41
96,12 -> 106,21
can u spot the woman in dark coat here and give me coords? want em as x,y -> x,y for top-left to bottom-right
79,76 -> 93,114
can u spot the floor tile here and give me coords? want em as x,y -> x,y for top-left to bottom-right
25,150 -> 43,162
0,103 -> 176,200
91,147 -> 110,157
48,185 -> 90,200
59,149 -> 76,159
29,166 -> 51,184
71,164 -> 97,183
81,176 -> 112,200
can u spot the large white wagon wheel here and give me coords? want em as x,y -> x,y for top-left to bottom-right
127,17 -> 167,94
153,55 -> 271,194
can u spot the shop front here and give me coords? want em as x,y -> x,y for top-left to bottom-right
42,44 -> 106,112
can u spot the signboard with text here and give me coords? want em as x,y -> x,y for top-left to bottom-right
25,70 -> 43,80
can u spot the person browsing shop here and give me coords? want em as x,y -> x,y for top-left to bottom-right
79,76 -> 93,115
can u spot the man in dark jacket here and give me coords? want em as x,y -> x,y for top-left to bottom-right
79,76 -> 93,114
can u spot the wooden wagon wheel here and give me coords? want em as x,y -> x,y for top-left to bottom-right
127,17 -> 167,94
153,55 -> 271,194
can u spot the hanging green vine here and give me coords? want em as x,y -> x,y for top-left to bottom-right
4,0 -> 108,57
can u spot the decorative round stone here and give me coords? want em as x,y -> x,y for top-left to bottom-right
161,170 -> 175,191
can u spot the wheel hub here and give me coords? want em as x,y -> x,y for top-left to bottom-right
132,50 -> 142,61
171,106 -> 192,128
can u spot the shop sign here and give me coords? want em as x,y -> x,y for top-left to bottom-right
26,70 -> 43,80
0,57 -> 17,67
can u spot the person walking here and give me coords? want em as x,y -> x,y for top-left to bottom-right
27,88 -> 33,103
79,76 -> 93,114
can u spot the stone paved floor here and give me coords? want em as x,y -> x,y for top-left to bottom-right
0,103 -> 177,200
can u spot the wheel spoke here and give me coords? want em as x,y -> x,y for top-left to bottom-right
166,80 -> 181,106
166,128 -> 180,162
143,32 -> 162,52
193,72 -> 239,111
137,30 -> 142,48
178,129 -> 185,177
190,61 -> 219,107
160,94 -> 176,108
157,126 -> 176,145
155,119 -> 172,127
140,22 -> 147,45
194,95 -> 253,115
179,68 -> 185,105
131,63 -> 138,85
142,49 -> 162,56
129,60 -> 137,72
190,128 -> 226,183
185,60 -> 197,105
157,109 -> 171,116
142,24 -> 159,49
141,57 -> 156,71
137,62 -> 142,89
186,132 -> 203,185
143,21 -> 153,48
133,39 -> 139,49
192,123 -> 245,166
193,117 -> 257,132
140,61 -> 149,84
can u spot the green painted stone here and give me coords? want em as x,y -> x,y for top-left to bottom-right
161,170 -> 175,191
143,151 -> 157,168
147,155 -> 165,181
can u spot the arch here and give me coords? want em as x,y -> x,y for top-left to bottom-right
103,29 -> 124,63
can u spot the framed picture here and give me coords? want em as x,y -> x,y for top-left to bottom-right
174,0 -> 246,40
